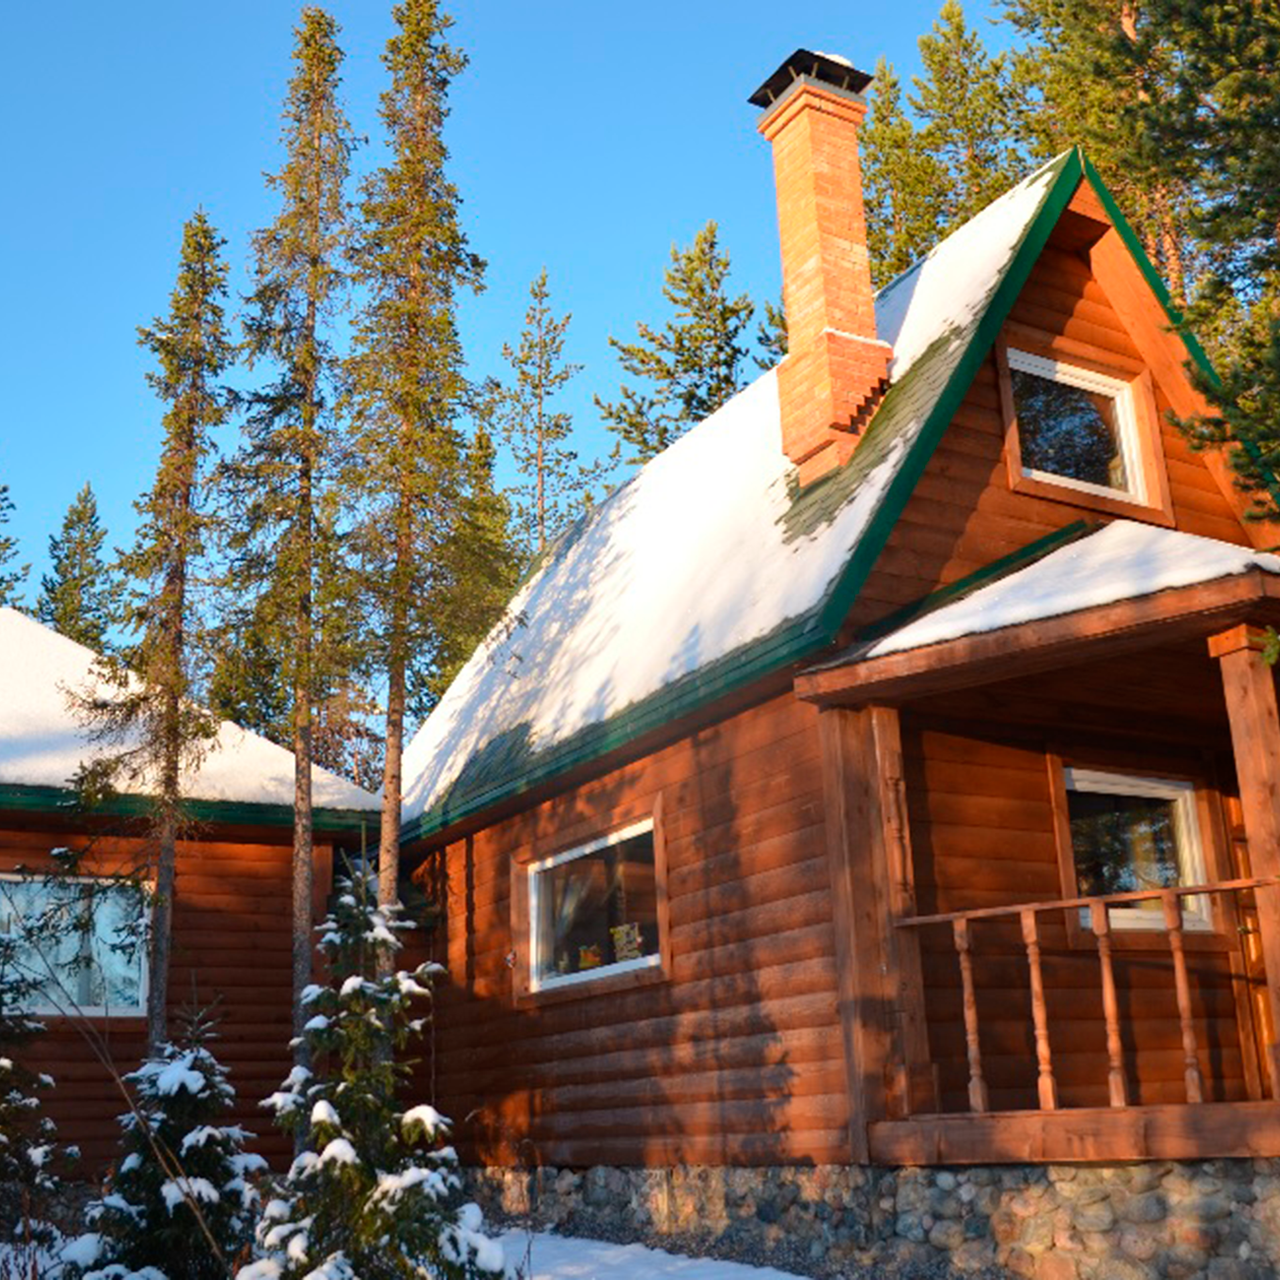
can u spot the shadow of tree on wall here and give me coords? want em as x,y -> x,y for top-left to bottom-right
402,681 -> 837,1256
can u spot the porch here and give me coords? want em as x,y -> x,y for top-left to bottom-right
795,521 -> 1280,1165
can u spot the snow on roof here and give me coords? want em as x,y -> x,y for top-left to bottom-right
0,608 -> 378,812
401,153 -> 1073,832
860,521 -> 1280,659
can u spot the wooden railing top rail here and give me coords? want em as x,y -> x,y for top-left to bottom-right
894,875 -> 1280,930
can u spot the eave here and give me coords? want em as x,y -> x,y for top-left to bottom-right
795,569 -> 1280,707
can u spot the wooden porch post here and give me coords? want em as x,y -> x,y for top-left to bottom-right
818,703 -> 933,1162
1209,624 -> 1280,1096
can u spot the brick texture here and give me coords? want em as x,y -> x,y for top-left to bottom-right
759,81 -> 890,481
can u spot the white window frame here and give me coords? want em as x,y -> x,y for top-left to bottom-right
527,818 -> 660,993
1008,348 -> 1146,504
0,873 -> 149,1017
1064,768 -> 1211,933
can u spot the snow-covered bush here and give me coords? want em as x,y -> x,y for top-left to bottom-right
240,876 -> 502,1280
0,880 -> 76,1270
58,1005 -> 264,1280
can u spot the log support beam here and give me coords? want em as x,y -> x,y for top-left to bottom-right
819,704 -> 932,1163
1210,623 -> 1280,1096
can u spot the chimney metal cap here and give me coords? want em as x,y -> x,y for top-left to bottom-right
749,48 -> 873,108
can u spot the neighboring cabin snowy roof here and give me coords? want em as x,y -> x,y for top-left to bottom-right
855,521 -> 1280,660
401,152 -> 1079,835
0,608 -> 378,813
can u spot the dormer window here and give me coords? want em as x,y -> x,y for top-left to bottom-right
997,338 -> 1174,525
1007,349 -> 1142,501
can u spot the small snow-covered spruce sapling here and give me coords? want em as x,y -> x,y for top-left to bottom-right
240,877 -> 502,1280
0,881 -> 75,1265
59,1004 -> 264,1280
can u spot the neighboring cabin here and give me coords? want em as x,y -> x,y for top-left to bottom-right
394,48 -> 1280,1250
0,607 -> 378,1167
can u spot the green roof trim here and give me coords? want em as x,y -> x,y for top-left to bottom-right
851,519 -> 1095,649
0,782 -> 377,836
1080,152 -> 1280,518
400,154 -> 1088,848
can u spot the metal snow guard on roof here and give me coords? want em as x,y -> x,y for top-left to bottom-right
748,48 -> 873,108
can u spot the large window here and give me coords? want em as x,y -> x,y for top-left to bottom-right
1007,349 -> 1144,502
528,819 -> 661,992
1064,769 -> 1210,932
0,876 -> 146,1015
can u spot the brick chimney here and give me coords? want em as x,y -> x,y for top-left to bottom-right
751,50 -> 890,484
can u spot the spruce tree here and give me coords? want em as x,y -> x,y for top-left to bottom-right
227,6 -> 355,1043
1001,0 -> 1196,304
912,1 -> 1028,230
753,298 -> 788,370
862,57 -> 949,287
243,877 -> 502,1279
59,1006 -> 263,1280
344,0 -> 485,925
75,212 -> 229,1052
0,482 -> 28,610
36,482 -> 122,650
428,423 -> 520,706
494,268 -> 597,557
596,220 -> 755,464
0,880 -> 73,1263
1121,0 -> 1280,518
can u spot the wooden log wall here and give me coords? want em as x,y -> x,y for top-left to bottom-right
846,228 -> 1249,636
899,702 -> 1253,1115
409,692 -> 850,1169
0,827 -> 312,1170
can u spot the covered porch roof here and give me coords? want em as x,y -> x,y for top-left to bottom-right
795,521 -> 1280,707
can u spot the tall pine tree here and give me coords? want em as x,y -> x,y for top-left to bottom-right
862,57 -> 949,287
36,482 -> 122,650
493,268 -> 596,557
227,6 -> 355,1051
1002,0 -> 1196,304
911,1 -> 1028,230
596,220 -> 755,464
0,481 -> 28,609
343,0 -> 484,925
428,422 -> 519,706
76,212 -> 229,1051
1123,0 -> 1280,518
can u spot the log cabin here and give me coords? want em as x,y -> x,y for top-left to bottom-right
0,607 -> 379,1167
395,48 -> 1280,1271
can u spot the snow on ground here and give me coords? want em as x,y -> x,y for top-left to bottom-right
496,1229 -> 803,1280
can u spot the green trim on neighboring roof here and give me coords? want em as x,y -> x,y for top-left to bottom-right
400,153 -> 1088,847
0,782 -> 377,836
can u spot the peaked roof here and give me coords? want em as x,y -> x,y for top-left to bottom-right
0,608 -> 379,826
400,148 -> 1167,841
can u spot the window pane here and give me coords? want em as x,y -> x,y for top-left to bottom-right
534,829 -> 659,984
1068,790 -> 1182,921
0,878 -> 144,1012
1013,367 -> 1128,491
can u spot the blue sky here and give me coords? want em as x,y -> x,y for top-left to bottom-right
0,0 -> 1009,592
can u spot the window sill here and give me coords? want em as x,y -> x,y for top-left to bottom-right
1009,470 -> 1175,527
514,959 -> 668,1009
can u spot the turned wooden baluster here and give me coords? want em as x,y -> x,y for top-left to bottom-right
1020,909 -> 1058,1110
1163,891 -> 1205,1104
1089,900 -> 1128,1107
953,917 -> 989,1113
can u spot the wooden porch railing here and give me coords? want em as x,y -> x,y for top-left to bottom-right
895,876 -> 1280,1115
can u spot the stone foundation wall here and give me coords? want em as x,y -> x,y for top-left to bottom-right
467,1161 -> 1280,1279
